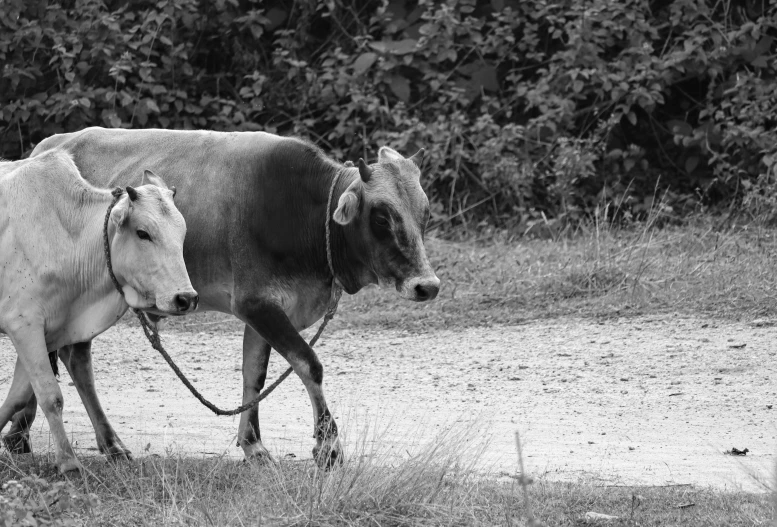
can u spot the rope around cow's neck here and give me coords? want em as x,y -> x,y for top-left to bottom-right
101,171 -> 344,416
103,188 -> 126,295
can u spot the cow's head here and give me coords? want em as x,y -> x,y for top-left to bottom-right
109,170 -> 199,315
334,147 -> 440,301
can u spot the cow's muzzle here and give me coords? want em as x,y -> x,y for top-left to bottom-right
404,276 -> 440,302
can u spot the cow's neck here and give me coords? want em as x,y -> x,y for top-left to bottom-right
326,167 -> 366,295
62,195 -> 129,337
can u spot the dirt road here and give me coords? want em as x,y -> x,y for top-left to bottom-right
1,314 -> 774,492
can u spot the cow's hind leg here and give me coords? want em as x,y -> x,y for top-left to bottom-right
237,325 -> 273,463
0,357 -> 35,454
59,342 -> 132,461
8,323 -> 81,473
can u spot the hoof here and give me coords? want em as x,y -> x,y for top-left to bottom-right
2,432 -> 32,455
242,442 -> 276,465
101,444 -> 133,462
313,440 -> 343,470
57,458 -> 83,474
97,431 -> 132,461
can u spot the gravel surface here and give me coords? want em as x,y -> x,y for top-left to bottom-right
1,313 -> 774,492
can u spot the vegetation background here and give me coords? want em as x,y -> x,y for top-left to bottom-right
2,2 -> 777,524
2,0 -> 777,234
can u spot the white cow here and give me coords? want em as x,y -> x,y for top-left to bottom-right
0,149 -> 197,472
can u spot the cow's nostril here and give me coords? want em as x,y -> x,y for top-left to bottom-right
415,284 -> 430,300
415,283 -> 439,301
175,293 -> 193,311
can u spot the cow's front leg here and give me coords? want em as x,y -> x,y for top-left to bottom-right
58,342 -> 132,461
7,324 -> 81,473
0,357 -> 36,454
235,297 -> 342,468
237,325 -> 273,462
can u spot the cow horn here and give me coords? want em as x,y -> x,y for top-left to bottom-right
358,158 -> 372,182
126,186 -> 138,201
409,148 -> 425,168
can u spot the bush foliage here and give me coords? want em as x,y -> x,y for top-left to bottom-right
1,0 -> 776,228
0,476 -> 98,526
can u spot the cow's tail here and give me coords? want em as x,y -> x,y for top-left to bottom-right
48,350 -> 59,377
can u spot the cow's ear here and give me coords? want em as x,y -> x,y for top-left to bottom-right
378,146 -> 404,164
110,195 -> 130,227
333,179 -> 362,225
141,169 -> 170,190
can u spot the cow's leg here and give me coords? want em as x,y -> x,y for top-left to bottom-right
237,325 -> 273,462
8,326 -> 81,472
235,297 -> 342,468
58,342 -> 132,461
3,394 -> 36,454
0,357 -> 35,453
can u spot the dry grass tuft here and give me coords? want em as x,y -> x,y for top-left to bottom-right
0,430 -> 772,526
157,215 -> 777,336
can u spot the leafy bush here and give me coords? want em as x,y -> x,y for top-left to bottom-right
0,477 -> 99,526
1,0 -> 776,229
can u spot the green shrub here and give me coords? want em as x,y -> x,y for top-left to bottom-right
1,0 -> 776,228
0,476 -> 99,526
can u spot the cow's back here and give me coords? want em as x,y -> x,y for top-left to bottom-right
33,127 -> 283,188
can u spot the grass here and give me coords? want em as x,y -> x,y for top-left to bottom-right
0,429 -> 773,526
155,214 -> 777,336
4,214 -> 777,525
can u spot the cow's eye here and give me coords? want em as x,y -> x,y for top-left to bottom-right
373,215 -> 390,228
137,229 -> 152,241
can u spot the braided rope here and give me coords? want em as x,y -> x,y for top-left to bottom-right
102,171 -> 345,416
103,188 -> 126,295
133,296 -> 340,416
326,169 -> 343,286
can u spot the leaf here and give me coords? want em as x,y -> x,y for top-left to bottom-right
685,156 -> 699,173
472,65 -> 499,92
751,56 -> 767,68
572,80 -> 583,93
753,36 -> 773,56
352,52 -> 377,76
387,75 -> 410,103
108,113 -> 122,128
667,119 -> 692,136
265,7 -> 287,30
369,38 -> 417,55
136,108 -> 148,126
146,99 -> 160,113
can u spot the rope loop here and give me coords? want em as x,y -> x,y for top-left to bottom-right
102,168 -> 349,416
132,284 -> 341,416
103,187 -> 125,296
